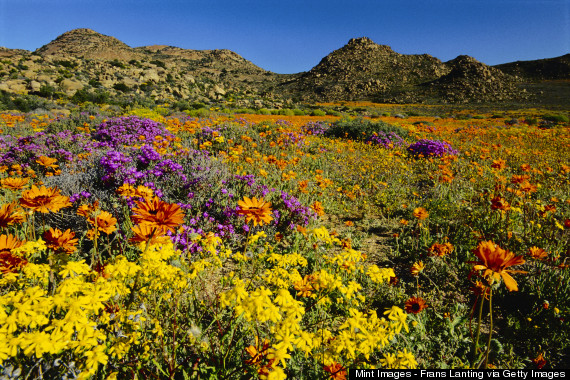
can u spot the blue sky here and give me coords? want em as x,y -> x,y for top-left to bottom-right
0,0 -> 568,74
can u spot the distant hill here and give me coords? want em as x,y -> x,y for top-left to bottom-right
494,54 -> 570,80
0,29 -> 568,107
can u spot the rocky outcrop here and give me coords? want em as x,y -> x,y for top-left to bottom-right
35,28 -> 140,60
418,55 -> 525,103
279,37 -> 450,101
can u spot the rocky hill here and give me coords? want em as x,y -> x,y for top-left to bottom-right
0,29 -> 286,108
277,38 -> 528,104
416,55 -> 523,103
0,29 -> 567,107
35,28 -> 139,60
494,54 -> 570,80
277,37 -> 450,101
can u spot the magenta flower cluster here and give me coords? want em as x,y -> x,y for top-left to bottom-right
365,131 -> 406,149
407,139 -> 459,157
94,116 -> 174,148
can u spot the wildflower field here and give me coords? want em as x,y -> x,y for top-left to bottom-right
0,105 -> 569,378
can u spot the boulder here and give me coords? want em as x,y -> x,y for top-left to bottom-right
29,80 -> 41,92
60,79 -> 84,95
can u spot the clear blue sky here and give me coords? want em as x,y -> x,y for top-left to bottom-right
1,0 -> 569,74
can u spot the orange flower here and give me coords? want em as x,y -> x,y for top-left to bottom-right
116,183 -> 136,197
491,196 -> 510,211
237,197 -> 273,227
298,180 -> 309,194
405,296 -> 428,314
565,219 -> 570,229
511,174 -> 529,184
1,177 -> 29,190
344,220 -> 354,227
88,211 -> 118,235
129,224 -> 170,245
0,234 -> 26,274
533,353 -> 547,369
471,241 -> 527,291
135,185 -> 154,199
132,196 -> 185,233
244,337 -> 275,376
413,207 -> 429,220
43,228 -> 78,254
77,201 -> 100,218
36,156 -> 58,169
294,275 -> 319,297
428,242 -> 454,257
528,246 -> 548,260
20,185 -> 71,213
519,181 -> 538,194
471,280 -> 491,299
0,202 -> 25,228
310,201 -> 325,216
491,159 -> 507,170
323,362 -> 347,380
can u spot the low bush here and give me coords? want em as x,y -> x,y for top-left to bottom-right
324,117 -> 409,141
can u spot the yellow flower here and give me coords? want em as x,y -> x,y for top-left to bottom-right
411,261 -> 424,276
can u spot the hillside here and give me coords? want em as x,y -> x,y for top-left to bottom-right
494,54 -> 570,80
0,29 -> 568,107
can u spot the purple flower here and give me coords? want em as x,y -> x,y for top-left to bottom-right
407,139 -> 459,158
365,132 -> 406,149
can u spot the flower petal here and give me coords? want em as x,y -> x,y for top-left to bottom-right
501,271 -> 519,292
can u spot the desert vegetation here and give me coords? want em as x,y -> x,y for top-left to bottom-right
0,103 -> 568,378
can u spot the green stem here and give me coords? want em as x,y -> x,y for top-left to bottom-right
471,294 -> 485,366
127,227 -> 156,309
484,288 -> 493,369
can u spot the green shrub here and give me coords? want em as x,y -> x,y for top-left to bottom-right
310,109 -> 327,116
109,59 -> 126,69
88,79 -> 102,88
173,101 -> 191,111
277,109 -> 296,116
258,108 -> 271,115
71,88 -> 110,104
293,109 -> 305,116
324,117 -> 409,141
150,60 -> 167,69
524,117 -> 538,126
113,83 -> 130,93
54,60 -> 78,69
542,114 -> 569,123
129,59 -> 143,68
186,108 -> 210,117
6,94 -> 55,112
37,85 -> 58,99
